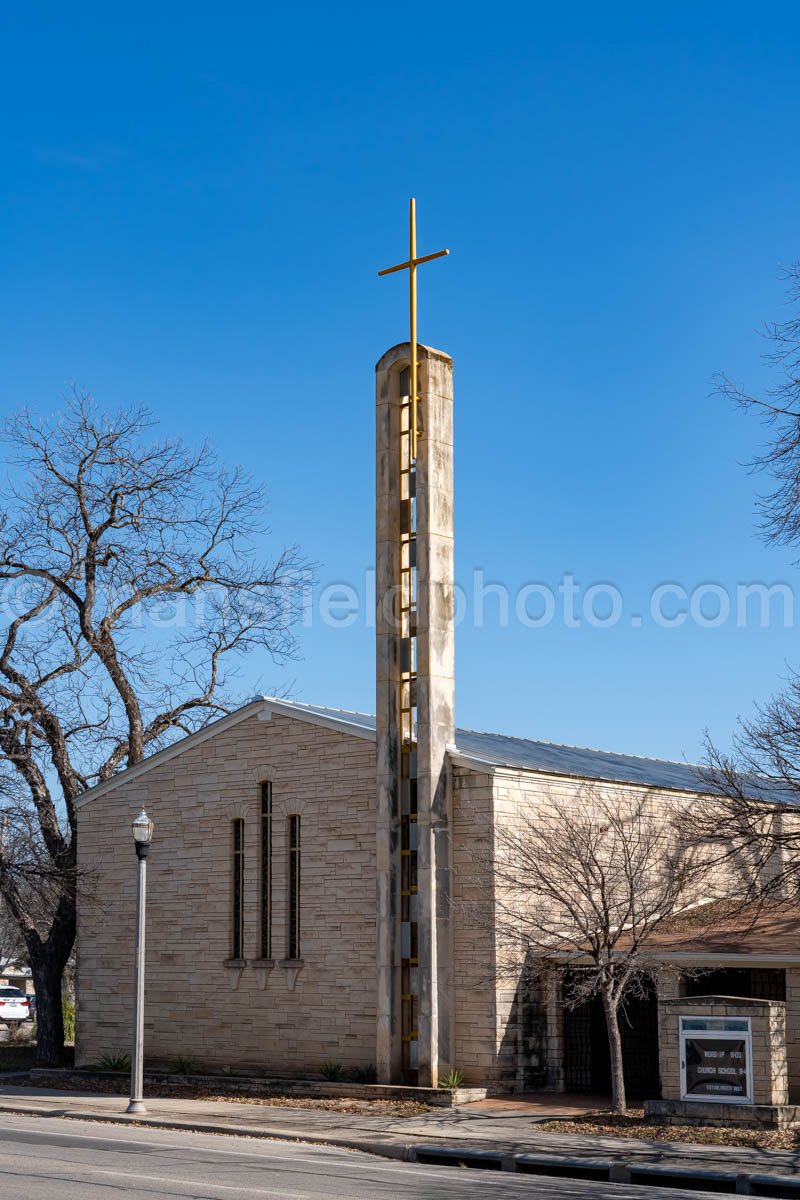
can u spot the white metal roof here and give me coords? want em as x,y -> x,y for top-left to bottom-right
76,695 -> 715,807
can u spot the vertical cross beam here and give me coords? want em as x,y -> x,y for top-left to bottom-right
378,198 -> 448,460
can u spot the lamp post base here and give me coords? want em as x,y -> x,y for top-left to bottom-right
126,1100 -> 147,1115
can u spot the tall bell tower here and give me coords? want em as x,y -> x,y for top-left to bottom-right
375,202 -> 455,1086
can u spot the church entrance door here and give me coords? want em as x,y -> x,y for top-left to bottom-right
563,977 -> 660,1098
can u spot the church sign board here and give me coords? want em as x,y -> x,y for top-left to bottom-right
679,1016 -> 752,1103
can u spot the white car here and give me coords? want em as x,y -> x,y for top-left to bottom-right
0,987 -> 32,1025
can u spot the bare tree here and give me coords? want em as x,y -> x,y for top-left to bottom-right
700,261 -> 800,887
717,261 -> 800,551
687,738 -> 800,906
0,392 -> 305,1062
487,789 -> 710,1114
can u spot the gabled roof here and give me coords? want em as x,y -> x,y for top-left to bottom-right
0,958 -> 31,977
77,695 -> 711,808
453,727 -> 706,792
270,699 -> 707,793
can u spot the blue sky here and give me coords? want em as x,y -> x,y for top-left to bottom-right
2,4 -> 800,762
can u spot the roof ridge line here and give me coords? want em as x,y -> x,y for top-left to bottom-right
259,696 -> 376,719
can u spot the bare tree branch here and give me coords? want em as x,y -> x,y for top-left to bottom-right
714,262 -> 800,551
701,263 -> 800,909
0,390 -> 307,1061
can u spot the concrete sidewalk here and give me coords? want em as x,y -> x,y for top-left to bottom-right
2,1084 -> 800,1181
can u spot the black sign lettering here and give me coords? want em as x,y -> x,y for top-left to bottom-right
684,1038 -> 749,1100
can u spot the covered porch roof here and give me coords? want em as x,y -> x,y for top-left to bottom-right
636,902 -> 800,966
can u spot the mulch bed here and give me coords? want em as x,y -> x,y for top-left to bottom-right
0,1045 -> 75,1073
17,1075 -> 433,1117
542,1109 -> 800,1150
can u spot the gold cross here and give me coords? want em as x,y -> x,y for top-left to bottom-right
378,198 -> 449,459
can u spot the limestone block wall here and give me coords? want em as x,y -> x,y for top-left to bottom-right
76,710 -> 378,1073
450,767 -> 497,1085
541,966 -> 565,1091
490,770 -> 548,1088
784,969 -> 800,1101
658,996 -> 788,1106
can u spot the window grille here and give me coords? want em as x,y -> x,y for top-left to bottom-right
260,783 -> 272,959
231,818 -> 244,960
288,815 -> 301,959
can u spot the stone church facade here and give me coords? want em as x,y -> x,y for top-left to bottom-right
76,694 -> 745,1088
75,339 -> 800,1095
77,702 -> 379,1076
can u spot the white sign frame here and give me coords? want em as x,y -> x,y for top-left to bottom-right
679,1015 -> 753,1104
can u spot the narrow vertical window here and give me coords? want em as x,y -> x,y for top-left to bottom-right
231,818 -> 244,960
260,782 -> 272,959
288,814 -> 301,959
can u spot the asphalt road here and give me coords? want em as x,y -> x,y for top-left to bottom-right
0,1112 -> 719,1199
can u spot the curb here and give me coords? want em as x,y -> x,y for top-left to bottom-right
4,1103 -> 800,1194
407,1145 -> 800,1195
0,1104 -> 413,1161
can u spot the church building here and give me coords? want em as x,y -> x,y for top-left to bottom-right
75,214 -> 800,1099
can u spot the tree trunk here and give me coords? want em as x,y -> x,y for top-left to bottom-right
602,989 -> 627,1115
27,891 -> 76,1065
30,956 -> 66,1064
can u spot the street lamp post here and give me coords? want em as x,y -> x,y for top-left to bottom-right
127,809 -> 154,1115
